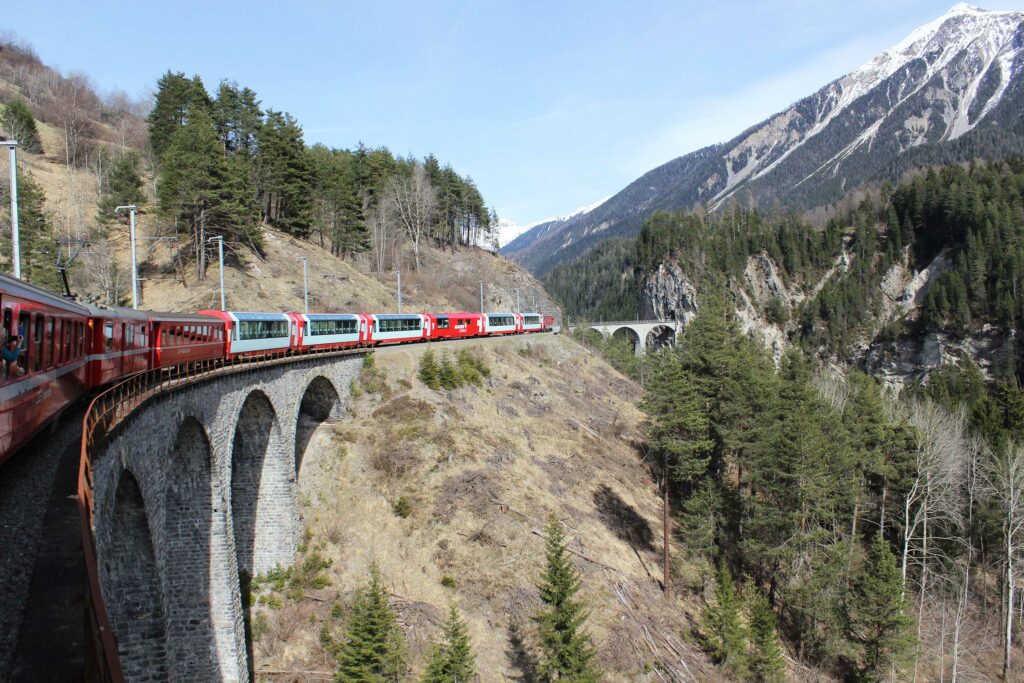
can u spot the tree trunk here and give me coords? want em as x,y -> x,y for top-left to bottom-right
663,457 -> 671,601
1005,513 -> 1014,681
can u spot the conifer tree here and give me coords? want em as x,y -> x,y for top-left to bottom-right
335,563 -> 407,682
420,603 -> 476,683
705,560 -> 748,675
148,71 -> 211,159
257,110 -> 313,237
98,151 -> 145,222
748,590 -> 786,683
1,171 -> 58,290
418,349 -> 441,390
534,514 -> 600,682
438,353 -> 460,390
1,98 -> 42,153
844,533 -> 912,682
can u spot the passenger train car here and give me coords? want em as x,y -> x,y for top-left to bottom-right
0,269 -> 555,465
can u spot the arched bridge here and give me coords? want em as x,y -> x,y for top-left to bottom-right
79,350 -> 365,682
569,319 -> 682,355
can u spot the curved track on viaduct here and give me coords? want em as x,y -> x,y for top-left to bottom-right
79,349 -> 366,682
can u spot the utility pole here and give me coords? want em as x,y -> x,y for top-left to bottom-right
397,269 -> 402,314
3,141 -> 19,278
208,236 -> 225,310
115,205 -> 139,309
479,280 -> 485,313
514,288 -> 520,313
297,256 -> 309,313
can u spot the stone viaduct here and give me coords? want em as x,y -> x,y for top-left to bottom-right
90,353 -> 363,682
571,320 -> 682,355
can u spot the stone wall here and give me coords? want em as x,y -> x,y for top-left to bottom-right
91,354 -> 362,682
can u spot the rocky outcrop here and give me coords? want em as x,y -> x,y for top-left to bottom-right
862,326 -> 1014,388
639,262 -> 698,322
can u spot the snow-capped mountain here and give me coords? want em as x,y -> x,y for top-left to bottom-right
497,196 -> 610,248
504,3 -> 1024,275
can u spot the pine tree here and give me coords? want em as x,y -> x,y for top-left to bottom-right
98,151 -> 145,222
335,563 -> 407,682
705,560 -> 748,675
1,98 -> 42,153
257,110 -> 313,237
1,170 -> 58,290
438,353 -> 460,390
748,590 -> 786,683
534,514 -> 601,682
148,71 -> 211,159
419,350 -> 441,390
844,533 -> 912,682
420,603 -> 476,683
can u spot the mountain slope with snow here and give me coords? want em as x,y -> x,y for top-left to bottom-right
505,4 -> 1024,275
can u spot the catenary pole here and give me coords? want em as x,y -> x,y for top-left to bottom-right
208,236 -> 225,310
397,269 -> 402,314
4,142 -> 19,278
115,205 -> 139,308
479,280 -> 484,313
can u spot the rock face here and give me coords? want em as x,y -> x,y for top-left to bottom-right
505,4 -> 1024,276
638,247 -> 1015,385
639,262 -> 698,323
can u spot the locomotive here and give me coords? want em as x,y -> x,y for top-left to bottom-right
0,272 -> 554,464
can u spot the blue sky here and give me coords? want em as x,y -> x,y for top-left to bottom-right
7,1 -> 1024,231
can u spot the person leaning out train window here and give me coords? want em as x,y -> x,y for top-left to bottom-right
2,335 -> 25,382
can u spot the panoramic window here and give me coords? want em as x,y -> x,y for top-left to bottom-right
488,314 -> 515,327
309,318 -> 357,336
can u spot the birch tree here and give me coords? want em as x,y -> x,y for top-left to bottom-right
982,439 -> 1024,680
385,163 -> 436,270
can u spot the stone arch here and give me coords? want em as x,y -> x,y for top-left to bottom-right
163,417 -> 222,681
106,470 -> 168,682
229,389 -> 287,681
611,326 -> 641,355
646,324 -> 676,352
294,376 -> 342,478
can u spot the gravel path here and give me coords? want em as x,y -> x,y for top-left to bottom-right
0,408 -> 82,681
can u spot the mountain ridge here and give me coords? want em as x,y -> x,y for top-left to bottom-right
504,3 -> 1024,275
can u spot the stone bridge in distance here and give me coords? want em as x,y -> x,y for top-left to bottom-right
92,352 -> 363,682
569,319 -> 682,355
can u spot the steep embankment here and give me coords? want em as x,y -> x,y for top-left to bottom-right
254,335 -> 713,680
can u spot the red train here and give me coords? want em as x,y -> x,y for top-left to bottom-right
0,272 -> 554,464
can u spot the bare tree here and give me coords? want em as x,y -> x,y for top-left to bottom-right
951,435 -> 982,682
982,439 -> 1024,681
385,163 -> 436,271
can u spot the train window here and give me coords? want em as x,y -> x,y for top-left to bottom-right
46,318 -> 55,368
376,318 -> 420,333
238,320 -> 288,340
2,308 -> 9,343
23,313 -> 34,372
126,324 -> 134,349
104,322 -> 114,351
487,314 -> 515,327
120,324 -> 126,351
435,317 -> 450,329
63,320 -> 72,362
524,315 -> 540,325
309,318 -> 357,336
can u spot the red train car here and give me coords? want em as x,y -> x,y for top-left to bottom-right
425,313 -> 483,340
542,314 -> 555,332
0,273 -> 91,464
150,312 -> 226,368
85,306 -> 151,388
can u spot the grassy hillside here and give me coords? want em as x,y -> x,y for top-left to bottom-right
255,335 -> 714,680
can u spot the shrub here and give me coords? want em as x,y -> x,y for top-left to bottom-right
439,353 -> 460,389
419,349 -> 441,389
440,575 -> 456,589
393,496 -> 412,518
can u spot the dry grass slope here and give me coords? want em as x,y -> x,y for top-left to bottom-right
256,335 -> 715,681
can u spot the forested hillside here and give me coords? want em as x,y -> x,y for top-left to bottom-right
549,159 -> 1024,383
641,293 -> 1024,680
0,34 -> 503,307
